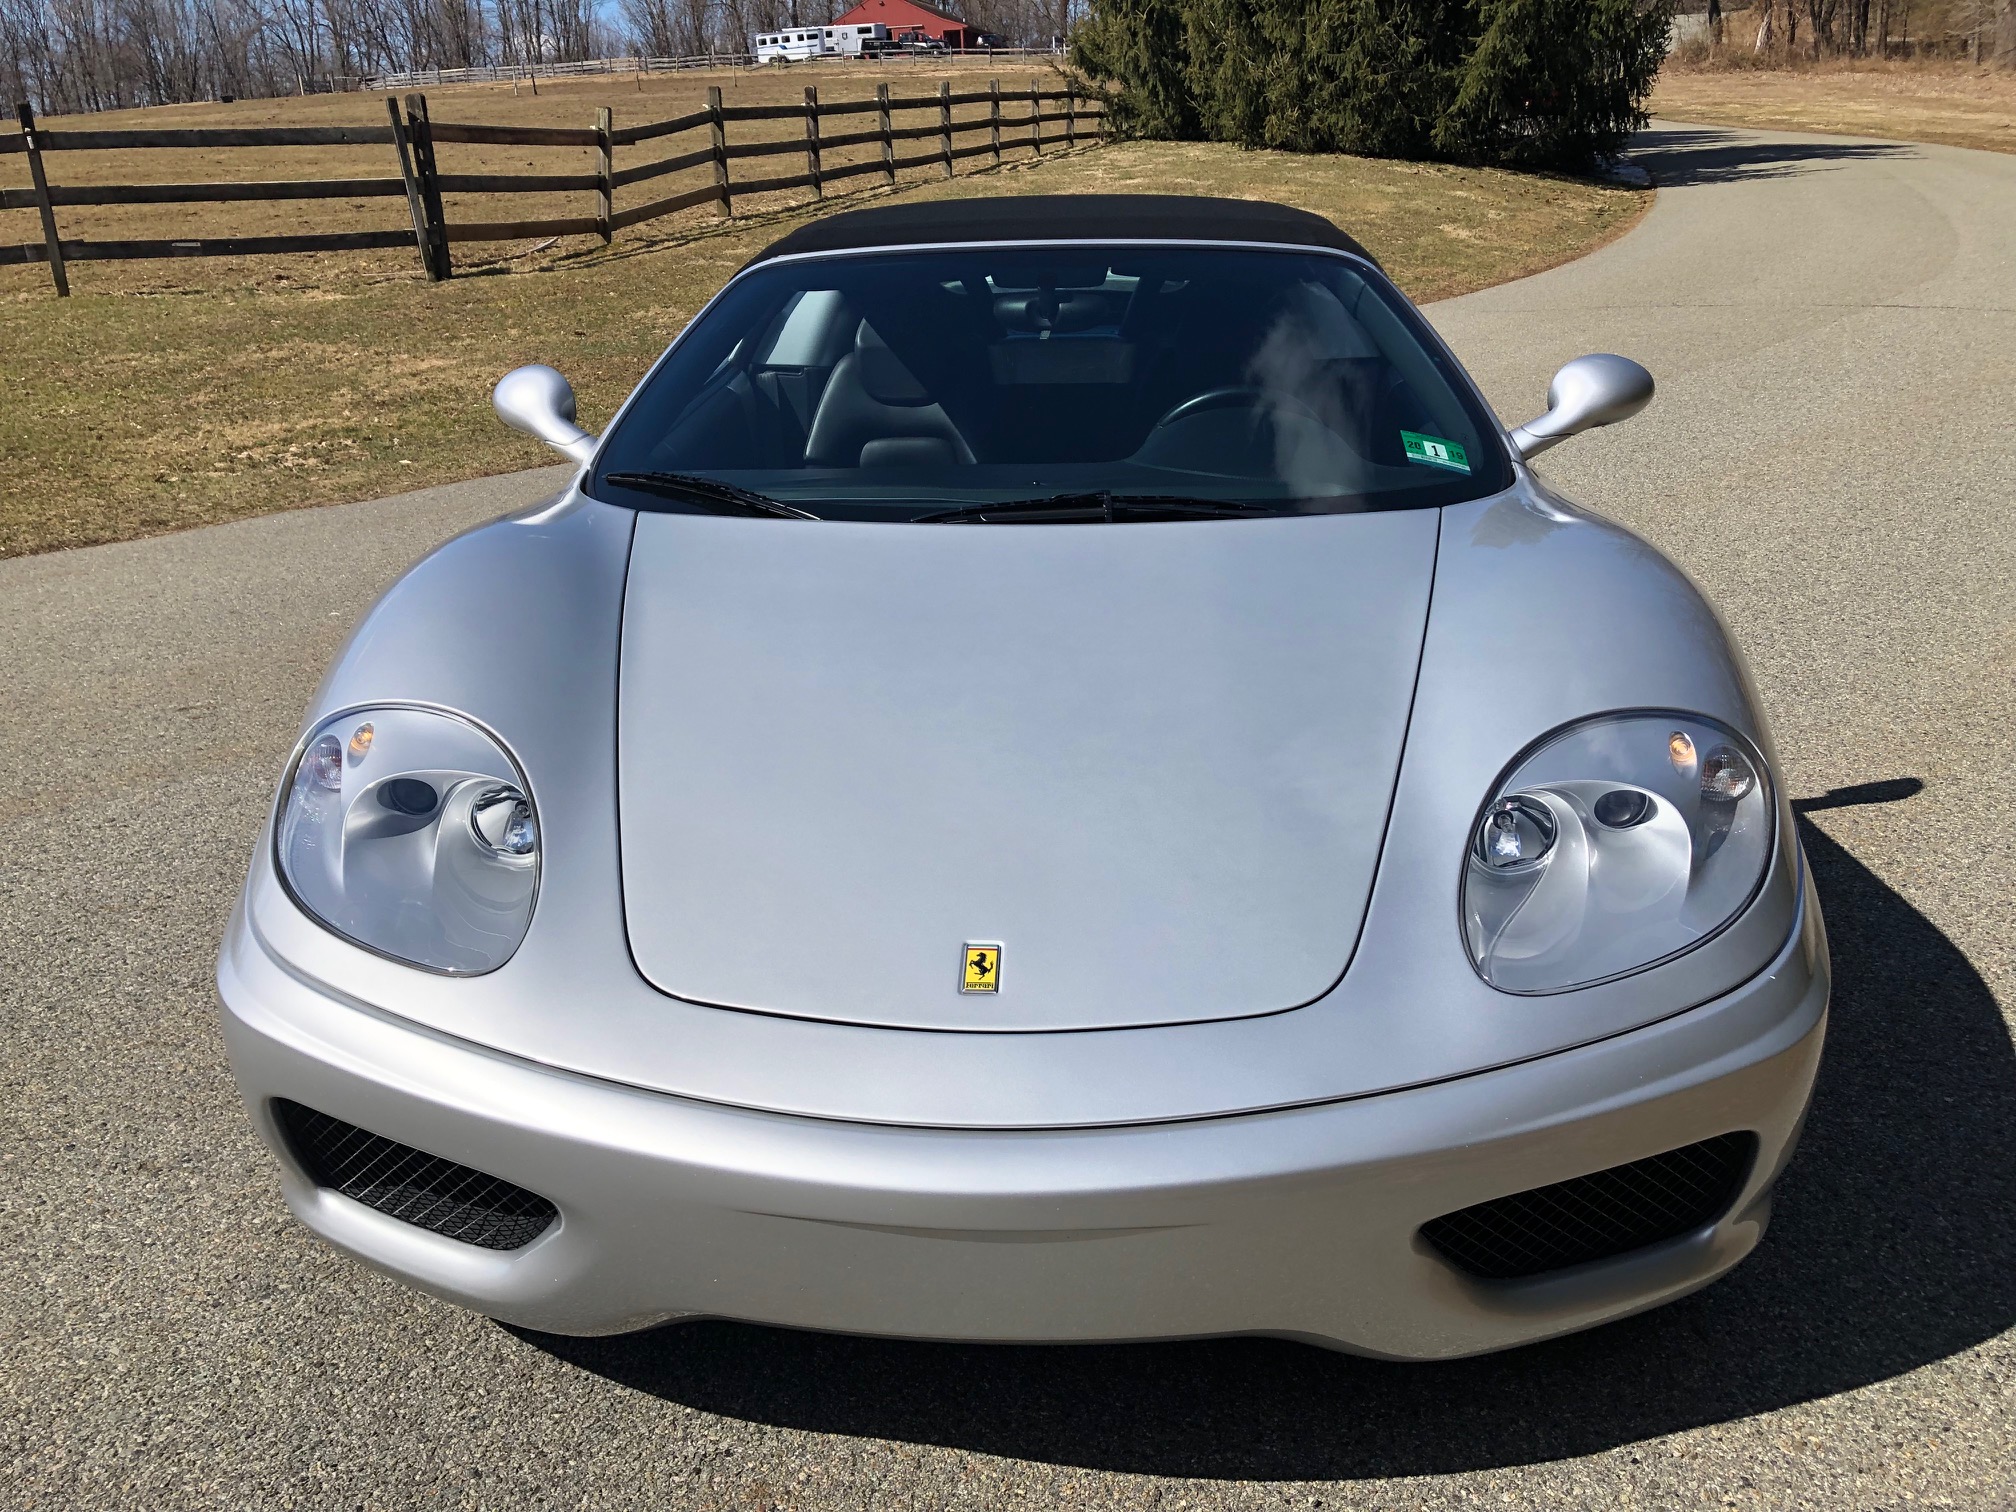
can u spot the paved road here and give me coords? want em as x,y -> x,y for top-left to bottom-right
4,122 -> 2013,1509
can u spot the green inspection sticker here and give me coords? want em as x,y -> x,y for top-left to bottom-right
1401,430 -> 1471,474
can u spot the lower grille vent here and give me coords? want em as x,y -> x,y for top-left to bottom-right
1421,1132 -> 1758,1281
275,1099 -> 558,1251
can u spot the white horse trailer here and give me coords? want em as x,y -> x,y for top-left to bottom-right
831,22 -> 890,52
752,22 -> 889,61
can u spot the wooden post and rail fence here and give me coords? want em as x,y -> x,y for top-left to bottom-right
1,80 -> 1104,297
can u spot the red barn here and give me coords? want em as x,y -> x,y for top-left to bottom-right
832,0 -> 981,49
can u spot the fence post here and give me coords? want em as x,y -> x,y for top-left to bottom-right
989,79 -> 1001,167
938,80 -> 953,178
595,105 -> 613,242
1066,85 -> 1076,148
876,83 -> 895,187
1029,78 -> 1041,155
403,93 -> 452,279
707,84 -> 731,218
803,86 -> 823,201
14,103 -> 67,298
385,95 -> 438,282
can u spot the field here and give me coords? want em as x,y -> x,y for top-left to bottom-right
1,60 -> 1088,292
0,65 -> 1650,557
1654,54 -> 2016,155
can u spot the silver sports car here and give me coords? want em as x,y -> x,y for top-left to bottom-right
217,196 -> 1827,1359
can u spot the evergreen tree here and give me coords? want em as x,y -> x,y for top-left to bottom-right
1271,0 -> 1468,158
1070,0 -> 1201,139
1182,0 -> 1270,147
1072,0 -> 1671,171
1434,0 -> 1669,166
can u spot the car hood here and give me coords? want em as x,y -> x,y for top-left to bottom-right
618,509 -> 1438,1031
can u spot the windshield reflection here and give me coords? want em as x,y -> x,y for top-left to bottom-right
590,246 -> 1510,521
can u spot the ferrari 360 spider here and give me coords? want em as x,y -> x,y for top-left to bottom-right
217,196 -> 1827,1358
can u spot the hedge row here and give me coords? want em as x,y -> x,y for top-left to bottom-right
1071,0 -> 1672,170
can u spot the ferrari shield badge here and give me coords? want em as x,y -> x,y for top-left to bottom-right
961,943 -> 1002,994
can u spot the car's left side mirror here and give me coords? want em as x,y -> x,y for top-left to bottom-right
1508,354 -> 1655,461
493,365 -> 598,464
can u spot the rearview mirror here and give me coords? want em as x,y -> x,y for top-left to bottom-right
1509,354 -> 1654,461
493,365 -> 597,464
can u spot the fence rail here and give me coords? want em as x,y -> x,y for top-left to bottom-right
368,55 -> 752,89
1,81 -> 1103,296
31,123 -> 397,149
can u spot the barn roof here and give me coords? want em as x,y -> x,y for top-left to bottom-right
746,195 -> 1376,266
833,0 -> 970,23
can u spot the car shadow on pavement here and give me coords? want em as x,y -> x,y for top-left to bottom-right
511,778 -> 2016,1480
1631,127 -> 1913,187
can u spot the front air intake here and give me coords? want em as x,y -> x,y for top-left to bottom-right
274,1099 -> 558,1251
1421,1132 -> 1758,1281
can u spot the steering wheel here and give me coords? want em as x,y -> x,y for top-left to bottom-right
1149,386 -> 1325,431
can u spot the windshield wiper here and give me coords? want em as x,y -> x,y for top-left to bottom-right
913,492 -> 1283,524
601,470 -> 818,521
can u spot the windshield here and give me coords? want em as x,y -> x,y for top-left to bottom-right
588,244 -> 1511,521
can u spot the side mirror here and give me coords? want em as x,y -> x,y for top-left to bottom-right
1508,354 -> 1654,461
493,365 -> 597,464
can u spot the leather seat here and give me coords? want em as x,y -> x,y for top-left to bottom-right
804,323 -> 975,468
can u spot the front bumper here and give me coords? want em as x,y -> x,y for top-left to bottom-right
217,873 -> 1826,1360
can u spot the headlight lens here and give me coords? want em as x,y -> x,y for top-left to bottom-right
1462,713 -> 1774,994
276,707 -> 538,974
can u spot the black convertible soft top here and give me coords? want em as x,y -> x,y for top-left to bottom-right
746,194 -> 1375,266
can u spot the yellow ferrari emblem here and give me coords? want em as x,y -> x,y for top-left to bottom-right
961,943 -> 1002,994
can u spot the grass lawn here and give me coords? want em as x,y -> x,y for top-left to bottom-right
0,75 -> 1647,557
1653,57 -> 2016,156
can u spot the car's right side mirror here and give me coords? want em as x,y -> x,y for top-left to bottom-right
1509,354 -> 1655,461
493,364 -> 598,464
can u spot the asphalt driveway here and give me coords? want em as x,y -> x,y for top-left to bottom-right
3,122 -> 2013,1508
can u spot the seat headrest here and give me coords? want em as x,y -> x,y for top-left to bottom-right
854,321 -> 931,405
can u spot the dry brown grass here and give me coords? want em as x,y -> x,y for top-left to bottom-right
1655,52 -> 2016,154
0,69 -> 1648,558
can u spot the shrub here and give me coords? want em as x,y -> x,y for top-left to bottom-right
1070,0 -> 1202,139
1071,0 -> 1672,170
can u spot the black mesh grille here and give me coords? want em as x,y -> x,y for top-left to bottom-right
1421,1132 -> 1758,1281
275,1099 -> 558,1251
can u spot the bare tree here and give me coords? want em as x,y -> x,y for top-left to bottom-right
619,0 -> 681,56
3,0 -> 1052,113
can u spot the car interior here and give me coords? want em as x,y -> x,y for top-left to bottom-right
606,250 -> 1491,505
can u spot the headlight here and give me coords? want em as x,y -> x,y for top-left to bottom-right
1462,712 -> 1774,994
275,707 -> 538,974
